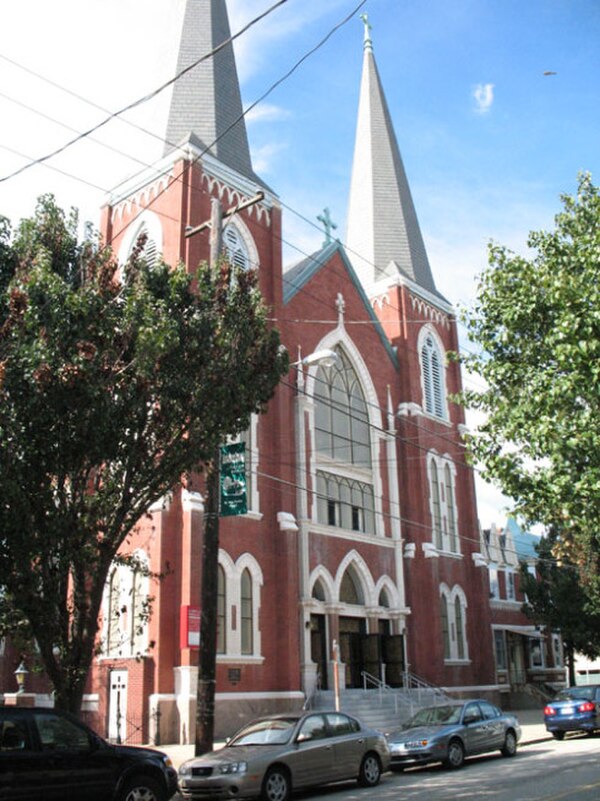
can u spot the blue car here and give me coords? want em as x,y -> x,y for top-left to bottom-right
544,685 -> 600,740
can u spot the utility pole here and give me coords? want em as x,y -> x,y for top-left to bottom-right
185,192 -> 263,756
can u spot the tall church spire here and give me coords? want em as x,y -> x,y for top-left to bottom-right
346,16 -> 440,298
164,0 -> 256,183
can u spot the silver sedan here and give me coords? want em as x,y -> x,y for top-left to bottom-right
178,710 -> 390,801
386,699 -> 521,770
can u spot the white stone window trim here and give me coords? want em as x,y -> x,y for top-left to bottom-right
306,332 -> 385,537
117,209 -> 163,268
222,216 -> 259,272
218,550 -> 263,660
488,564 -> 500,600
440,582 -> 470,663
427,451 -> 460,554
227,414 -> 262,519
417,325 -> 449,421
102,549 -> 150,659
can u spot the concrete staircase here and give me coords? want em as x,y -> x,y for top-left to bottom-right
309,685 -> 449,734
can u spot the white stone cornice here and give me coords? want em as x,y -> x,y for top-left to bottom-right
422,543 -> 439,559
148,493 -> 173,513
181,489 -> 204,513
277,512 -> 299,532
404,543 -> 416,559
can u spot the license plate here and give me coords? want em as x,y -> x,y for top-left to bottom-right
561,707 -> 574,715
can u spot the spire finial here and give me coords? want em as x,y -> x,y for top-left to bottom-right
360,13 -> 373,51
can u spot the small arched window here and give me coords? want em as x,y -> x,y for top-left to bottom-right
217,565 -> 226,654
340,569 -> 363,605
312,579 -> 327,602
133,224 -> 158,269
241,568 -> 253,654
455,597 -> 465,660
379,588 -> 391,608
421,334 -> 446,419
429,461 -> 443,549
440,594 -> 450,659
223,224 -> 250,270
445,464 -> 458,552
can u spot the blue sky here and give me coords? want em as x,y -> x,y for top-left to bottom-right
0,0 -> 598,525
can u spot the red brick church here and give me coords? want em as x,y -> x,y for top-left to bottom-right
93,0 -> 497,743
6,0 -> 542,742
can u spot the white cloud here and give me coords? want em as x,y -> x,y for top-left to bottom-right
245,103 -> 291,125
473,83 -> 494,114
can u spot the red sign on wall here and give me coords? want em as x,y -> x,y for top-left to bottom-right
180,605 -> 201,649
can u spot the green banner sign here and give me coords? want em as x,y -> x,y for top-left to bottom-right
220,442 -> 247,517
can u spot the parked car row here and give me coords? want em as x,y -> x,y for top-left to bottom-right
2,688 -> 596,801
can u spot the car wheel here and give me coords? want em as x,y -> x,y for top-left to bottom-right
501,730 -> 517,757
261,766 -> 291,801
357,752 -> 382,787
552,731 -> 565,741
118,775 -> 166,801
444,739 -> 465,769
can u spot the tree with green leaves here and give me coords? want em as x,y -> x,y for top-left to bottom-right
519,530 -> 600,686
460,174 -> 600,609
0,195 -> 288,713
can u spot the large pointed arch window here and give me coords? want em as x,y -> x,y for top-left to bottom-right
420,333 -> 446,419
314,348 -> 375,535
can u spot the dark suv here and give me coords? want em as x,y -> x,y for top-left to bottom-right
0,706 -> 177,800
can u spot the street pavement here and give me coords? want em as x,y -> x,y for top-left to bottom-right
151,708 -> 550,770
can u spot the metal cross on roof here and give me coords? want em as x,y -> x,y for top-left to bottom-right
317,207 -> 338,247
360,13 -> 373,51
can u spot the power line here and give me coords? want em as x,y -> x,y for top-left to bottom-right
0,0 -> 291,184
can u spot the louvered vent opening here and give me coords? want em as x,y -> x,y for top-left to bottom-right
224,225 -> 249,270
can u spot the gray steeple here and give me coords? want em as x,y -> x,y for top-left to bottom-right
164,0 -> 256,182
346,17 -> 440,297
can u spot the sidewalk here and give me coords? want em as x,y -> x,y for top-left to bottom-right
152,708 -> 550,770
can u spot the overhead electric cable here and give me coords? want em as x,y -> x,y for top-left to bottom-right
0,0 -> 291,184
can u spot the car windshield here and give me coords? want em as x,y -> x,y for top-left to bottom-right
556,687 -> 595,702
406,705 -> 463,727
228,718 -> 296,746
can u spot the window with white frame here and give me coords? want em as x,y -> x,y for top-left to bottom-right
217,565 -> 226,654
314,347 -> 375,535
440,584 -> 468,662
420,331 -> 446,419
316,472 -> 374,535
218,552 -> 262,661
440,595 -> 450,659
227,415 -> 259,515
103,552 -> 150,658
494,630 -> 508,670
529,639 -> 544,668
223,223 -> 250,270
427,453 -> 460,553
131,223 -> 159,269
489,565 -> 500,600
505,569 -> 516,601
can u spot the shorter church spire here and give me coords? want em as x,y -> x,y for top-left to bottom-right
346,14 -> 441,298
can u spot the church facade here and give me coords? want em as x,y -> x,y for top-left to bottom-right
87,0 -> 502,744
